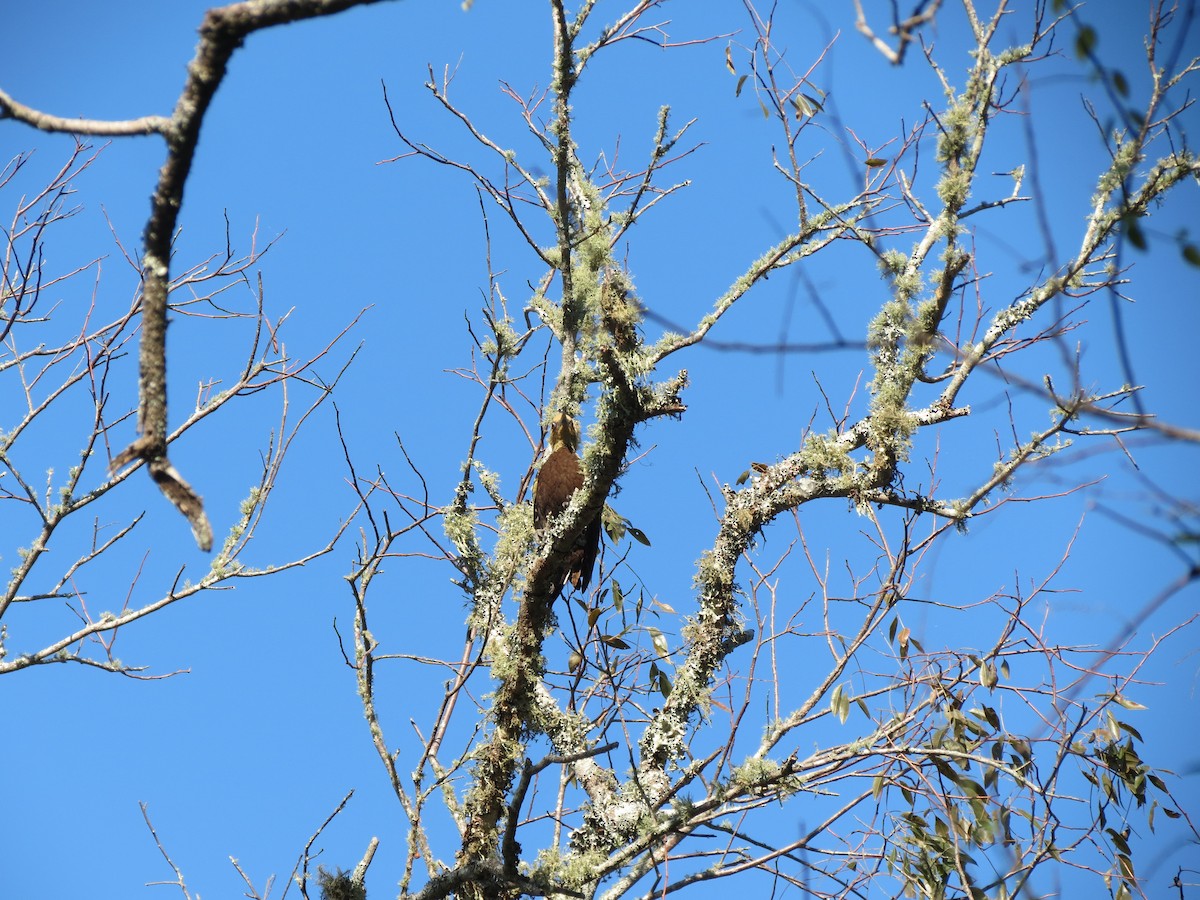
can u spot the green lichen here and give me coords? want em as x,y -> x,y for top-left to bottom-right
879,249 -> 909,276
937,169 -> 972,208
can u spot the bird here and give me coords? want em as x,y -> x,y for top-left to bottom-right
533,411 -> 601,598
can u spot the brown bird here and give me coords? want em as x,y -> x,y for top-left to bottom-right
533,412 -> 601,597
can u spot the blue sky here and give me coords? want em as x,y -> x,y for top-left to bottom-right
2,1 -> 1198,897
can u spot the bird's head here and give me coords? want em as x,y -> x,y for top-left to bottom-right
549,412 -> 581,454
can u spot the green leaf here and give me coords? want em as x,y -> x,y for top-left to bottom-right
793,94 -> 822,119
1112,69 -> 1129,97
1117,719 -> 1143,741
648,626 -> 669,656
831,683 -> 850,724
1075,24 -> 1097,59
601,634 -> 630,650
602,504 -> 627,543
960,778 -> 987,799
1117,853 -> 1135,881
656,668 -> 672,698
1126,218 -> 1147,250
931,756 -> 956,780
865,157 -> 888,168
1182,243 -> 1200,267
627,525 -> 651,546
1112,693 -> 1147,711
735,74 -> 748,98
980,660 -> 998,689
982,706 -> 1000,729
